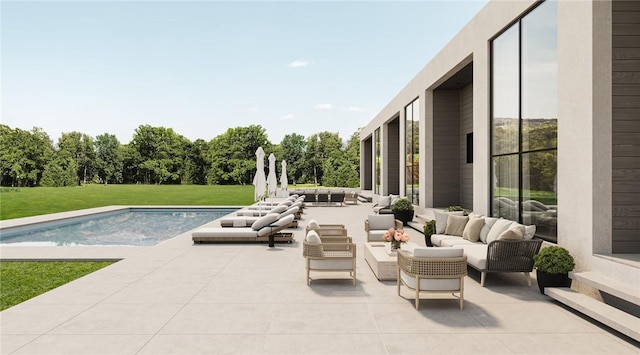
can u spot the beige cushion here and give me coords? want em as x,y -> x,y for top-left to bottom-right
486,218 -> 513,244
445,215 -> 469,237
462,217 -> 484,242
377,196 -> 391,208
306,230 -> 322,243
400,271 -> 461,291
310,259 -> 353,270
498,223 -> 525,240
479,217 -> 498,243
433,210 -> 449,234
523,224 -> 536,240
251,213 -> 279,230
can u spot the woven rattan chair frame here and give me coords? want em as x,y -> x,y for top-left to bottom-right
478,239 -> 543,286
396,250 -> 467,310
303,241 -> 356,286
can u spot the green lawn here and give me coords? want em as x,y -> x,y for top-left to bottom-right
0,184 -> 256,220
0,261 -> 114,311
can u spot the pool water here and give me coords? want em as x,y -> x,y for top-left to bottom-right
0,208 -> 235,246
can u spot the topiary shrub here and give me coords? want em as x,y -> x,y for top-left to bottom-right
533,246 -> 575,275
392,198 -> 414,211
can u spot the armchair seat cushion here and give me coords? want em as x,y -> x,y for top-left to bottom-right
399,271 -> 461,291
310,258 -> 354,270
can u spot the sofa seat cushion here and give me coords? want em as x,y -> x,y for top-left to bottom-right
310,259 -> 353,270
430,234 -> 463,247
400,270 -> 461,291
440,238 -> 476,247
459,244 -> 488,271
368,230 -> 387,241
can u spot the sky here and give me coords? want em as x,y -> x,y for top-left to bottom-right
2,0 -> 488,145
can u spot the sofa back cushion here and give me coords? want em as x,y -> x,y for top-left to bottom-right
444,215 -> 469,237
368,214 -> 396,230
480,217 -> 498,243
434,211 -> 449,234
486,218 -> 514,244
462,217 -> 485,242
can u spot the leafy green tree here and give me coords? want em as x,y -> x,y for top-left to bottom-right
57,132 -> 96,185
0,126 -> 53,187
205,125 -> 271,185
40,154 -> 78,187
95,133 -> 123,184
279,133 -> 306,185
129,125 -> 189,184
303,131 -> 342,185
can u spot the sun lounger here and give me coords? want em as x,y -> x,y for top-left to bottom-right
192,214 -> 295,244
220,206 -> 300,227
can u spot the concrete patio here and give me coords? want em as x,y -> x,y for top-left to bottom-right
1,202 -> 638,354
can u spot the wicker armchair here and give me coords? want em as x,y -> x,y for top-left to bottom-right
397,248 -> 467,310
365,214 -> 403,242
303,231 -> 356,286
481,239 -> 543,287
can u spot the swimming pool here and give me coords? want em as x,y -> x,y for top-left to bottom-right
0,207 -> 236,246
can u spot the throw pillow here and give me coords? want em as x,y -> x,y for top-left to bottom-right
462,217 -> 485,242
444,215 -> 469,237
433,210 -> 449,234
480,217 -> 498,243
306,230 -> 322,243
523,224 -> 536,240
498,224 -> 525,240
486,218 -> 513,244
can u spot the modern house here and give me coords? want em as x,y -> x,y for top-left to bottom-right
360,0 -> 639,339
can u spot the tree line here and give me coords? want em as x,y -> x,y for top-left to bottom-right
0,124 -> 360,188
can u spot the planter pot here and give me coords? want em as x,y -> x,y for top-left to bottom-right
392,210 -> 414,225
536,270 -> 571,294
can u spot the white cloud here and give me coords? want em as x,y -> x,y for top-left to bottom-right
313,103 -> 334,110
288,60 -> 308,68
281,113 -> 296,120
344,106 -> 365,112
247,107 -> 259,112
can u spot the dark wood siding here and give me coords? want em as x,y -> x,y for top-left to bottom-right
433,90 -> 461,207
460,84 -> 474,210
612,0 -> 640,252
387,118 -> 401,195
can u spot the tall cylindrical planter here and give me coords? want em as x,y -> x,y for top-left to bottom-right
536,270 -> 571,294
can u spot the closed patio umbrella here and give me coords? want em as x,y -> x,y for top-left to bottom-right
267,153 -> 278,198
280,160 -> 288,192
253,147 -> 266,201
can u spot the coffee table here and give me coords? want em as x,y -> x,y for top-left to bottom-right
364,242 -> 398,281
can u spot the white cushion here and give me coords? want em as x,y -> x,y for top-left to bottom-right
368,230 -> 387,242
430,234 -> 462,247
367,214 -> 396,230
459,244 -> 488,270
306,230 -> 322,243
462,217 -> 485,242
433,210 -> 449,234
377,196 -> 391,208
310,259 -> 353,270
441,238 -> 475,247
523,224 -> 536,240
251,213 -> 279,230
307,219 -> 320,229
486,218 -> 513,244
480,217 -> 498,243
444,215 -> 469,237
400,270 -> 461,291
270,205 -> 288,214
413,247 -> 463,258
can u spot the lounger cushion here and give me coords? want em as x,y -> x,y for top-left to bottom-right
251,213 -> 280,230
192,228 -> 257,238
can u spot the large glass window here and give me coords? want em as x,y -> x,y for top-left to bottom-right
374,128 -> 381,195
405,99 -> 420,205
491,0 -> 557,242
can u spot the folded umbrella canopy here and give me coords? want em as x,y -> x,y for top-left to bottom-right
253,147 -> 266,201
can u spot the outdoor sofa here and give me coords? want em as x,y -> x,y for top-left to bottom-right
429,211 -> 542,287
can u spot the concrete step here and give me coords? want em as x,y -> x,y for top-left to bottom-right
571,271 -> 640,306
545,287 -> 640,342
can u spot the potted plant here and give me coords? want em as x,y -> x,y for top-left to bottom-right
445,205 -> 468,216
533,246 -> 575,294
423,220 -> 436,247
391,198 -> 414,225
